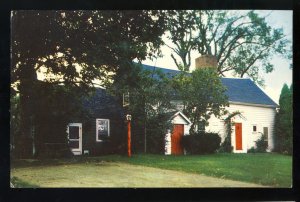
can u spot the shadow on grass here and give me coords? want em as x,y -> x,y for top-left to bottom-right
10,176 -> 40,188
10,155 -> 121,169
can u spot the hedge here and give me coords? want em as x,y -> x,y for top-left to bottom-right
182,132 -> 221,154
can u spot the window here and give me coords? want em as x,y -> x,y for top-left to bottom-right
252,125 -> 257,133
96,119 -> 110,142
263,127 -> 268,141
198,121 -> 205,132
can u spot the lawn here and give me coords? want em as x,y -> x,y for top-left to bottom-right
11,153 -> 292,187
91,153 -> 292,187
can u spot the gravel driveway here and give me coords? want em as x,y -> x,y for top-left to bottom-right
11,162 -> 266,187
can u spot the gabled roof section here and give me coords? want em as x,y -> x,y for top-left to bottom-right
221,78 -> 278,107
169,111 -> 192,124
141,64 -> 278,108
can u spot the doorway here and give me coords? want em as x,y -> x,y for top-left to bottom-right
171,124 -> 184,155
235,123 -> 242,150
68,123 -> 82,155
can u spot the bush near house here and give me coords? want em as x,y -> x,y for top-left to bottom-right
182,132 -> 221,154
248,133 -> 268,153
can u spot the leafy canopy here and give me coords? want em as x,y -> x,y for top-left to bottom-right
173,67 -> 229,133
108,62 -> 175,153
11,10 -> 168,157
275,83 -> 292,154
11,10 -> 167,90
165,10 -> 291,86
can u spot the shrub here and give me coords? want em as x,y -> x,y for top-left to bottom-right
182,132 -> 221,154
247,133 -> 268,153
218,136 -> 233,153
247,147 -> 256,153
255,133 -> 268,153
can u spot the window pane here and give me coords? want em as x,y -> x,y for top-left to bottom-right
263,127 -> 268,140
69,126 -> 79,139
97,119 -> 109,140
253,125 -> 257,132
69,140 -> 79,148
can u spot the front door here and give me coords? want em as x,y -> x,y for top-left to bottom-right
68,123 -> 82,155
171,124 -> 184,155
235,123 -> 242,150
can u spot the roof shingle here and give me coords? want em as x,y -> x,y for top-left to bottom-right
141,64 -> 278,107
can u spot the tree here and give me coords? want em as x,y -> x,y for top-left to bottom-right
165,10 -> 291,85
108,63 -> 175,153
274,83 -> 292,154
11,10 -> 167,157
173,67 -> 228,134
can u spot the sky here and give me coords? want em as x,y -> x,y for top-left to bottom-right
141,10 -> 293,105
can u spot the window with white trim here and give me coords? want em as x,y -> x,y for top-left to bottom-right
96,119 -> 110,142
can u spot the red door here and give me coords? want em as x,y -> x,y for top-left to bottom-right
235,123 -> 242,150
171,124 -> 184,155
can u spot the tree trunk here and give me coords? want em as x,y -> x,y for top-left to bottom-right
16,63 -> 38,158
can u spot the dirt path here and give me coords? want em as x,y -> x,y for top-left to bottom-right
11,162 -> 266,187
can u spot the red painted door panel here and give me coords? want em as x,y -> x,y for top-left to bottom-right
171,124 -> 184,155
235,123 -> 242,150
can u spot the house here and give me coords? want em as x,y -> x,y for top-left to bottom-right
66,55 -> 278,155
67,88 -> 126,155
143,55 -> 278,154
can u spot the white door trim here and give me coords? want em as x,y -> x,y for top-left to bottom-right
67,123 -> 82,155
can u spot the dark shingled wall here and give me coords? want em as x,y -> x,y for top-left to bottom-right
69,88 -> 126,155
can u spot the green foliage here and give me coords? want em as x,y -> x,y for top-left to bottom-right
10,176 -> 40,188
109,63 -> 175,153
166,10 -> 291,86
173,68 -> 228,133
247,147 -> 256,153
256,133 -> 268,153
274,83 -> 292,155
182,132 -> 221,154
11,11 -> 167,88
10,91 -> 20,155
11,11 -> 168,158
248,133 -> 268,153
145,114 -> 172,154
34,83 -> 88,158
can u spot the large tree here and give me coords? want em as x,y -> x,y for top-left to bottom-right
274,83 -> 292,154
165,10 -> 291,85
11,10 -> 167,157
173,67 -> 228,134
109,63 -> 175,153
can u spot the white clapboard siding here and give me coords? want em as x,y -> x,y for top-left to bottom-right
206,103 -> 276,153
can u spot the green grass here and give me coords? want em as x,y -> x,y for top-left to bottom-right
10,176 -> 40,188
11,153 -> 292,187
85,153 -> 292,187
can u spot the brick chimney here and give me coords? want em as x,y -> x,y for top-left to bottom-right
195,55 -> 218,69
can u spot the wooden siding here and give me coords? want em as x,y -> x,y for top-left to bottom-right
206,103 -> 276,153
78,117 -> 125,155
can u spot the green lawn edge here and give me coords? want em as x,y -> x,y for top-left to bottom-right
11,153 -> 292,187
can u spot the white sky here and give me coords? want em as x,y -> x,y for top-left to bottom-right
141,10 -> 293,105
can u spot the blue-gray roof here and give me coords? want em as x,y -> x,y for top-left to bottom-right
141,64 -> 278,107
82,88 -> 125,119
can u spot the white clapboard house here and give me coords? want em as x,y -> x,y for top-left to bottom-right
142,55 -> 278,154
